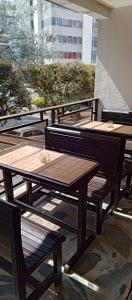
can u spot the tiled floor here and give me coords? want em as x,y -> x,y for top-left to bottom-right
0,195 -> 132,300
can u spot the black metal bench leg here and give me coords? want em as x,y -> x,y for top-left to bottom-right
96,203 -> 103,235
53,243 -> 62,287
125,175 -> 132,198
14,272 -> 26,300
26,181 -> 32,205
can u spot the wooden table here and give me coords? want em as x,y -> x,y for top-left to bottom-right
0,144 -> 99,271
79,121 -> 132,139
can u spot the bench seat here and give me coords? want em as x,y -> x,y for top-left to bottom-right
22,218 -> 65,272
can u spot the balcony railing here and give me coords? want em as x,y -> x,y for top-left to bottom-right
0,98 -> 99,133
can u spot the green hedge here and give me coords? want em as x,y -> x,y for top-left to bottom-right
24,63 -> 95,107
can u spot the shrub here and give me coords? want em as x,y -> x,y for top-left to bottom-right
24,63 -> 95,107
32,96 -> 46,108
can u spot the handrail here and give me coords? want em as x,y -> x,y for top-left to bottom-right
0,98 -> 99,132
0,98 -> 98,121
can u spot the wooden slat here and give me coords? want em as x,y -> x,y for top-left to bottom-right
37,155 -> 97,184
81,121 -> 102,128
0,144 -> 97,185
11,150 -> 63,172
114,125 -> 132,136
0,145 -> 41,165
94,123 -> 123,132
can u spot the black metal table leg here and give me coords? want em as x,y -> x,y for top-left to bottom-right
64,184 -> 95,272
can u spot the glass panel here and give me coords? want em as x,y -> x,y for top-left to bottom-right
78,37 -> 82,44
52,17 -> 56,25
73,37 -> 77,44
68,36 -> 72,43
63,36 -> 67,43
62,18 -> 68,27
68,19 -> 72,27
57,18 -> 62,26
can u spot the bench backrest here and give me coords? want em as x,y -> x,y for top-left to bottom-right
102,109 -> 132,126
0,199 -> 25,273
45,126 -> 124,180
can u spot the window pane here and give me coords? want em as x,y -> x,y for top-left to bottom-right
58,35 -> 63,43
52,17 -> 56,25
76,52 -> 81,59
73,52 -> 76,59
78,21 -> 82,28
68,36 -> 72,43
73,20 -> 77,28
62,18 -> 68,27
78,37 -> 82,44
57,18 -> 62,26
73,37 -> 77,44
63,36 -> 67,43
68,19 -> 72,27
63,52 -> 67,58
68,52 -> 73,59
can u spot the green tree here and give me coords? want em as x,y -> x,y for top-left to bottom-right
0,61 -> 31,114
24,62 -> 95,107
0,1 -> 55,65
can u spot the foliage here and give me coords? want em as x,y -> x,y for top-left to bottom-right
0,1 -> 55,65
32,96 -> 46,108
0,61 -> 31,114
24,63 -> 95,107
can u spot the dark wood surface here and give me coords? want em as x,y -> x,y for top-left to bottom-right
0,144 -> 98,188
80,121 -> 132,138
0,143 -> 99,271
0,199 -> 65,299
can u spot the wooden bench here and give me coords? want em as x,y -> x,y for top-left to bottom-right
45,126 -> 125,234
0,199 -> 65,300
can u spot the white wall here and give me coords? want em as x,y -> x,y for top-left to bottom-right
95,6 -> 132,117
82,14 -> 92,64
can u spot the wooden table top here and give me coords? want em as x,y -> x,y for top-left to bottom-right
80,121 -> 132,137
0,144 -> 98,187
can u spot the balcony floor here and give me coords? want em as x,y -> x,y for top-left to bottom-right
0,194 -> 132,300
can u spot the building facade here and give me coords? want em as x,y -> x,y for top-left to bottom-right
33,0 -> 98,64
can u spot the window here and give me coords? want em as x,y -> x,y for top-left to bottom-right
68,36 -> 72,43
31,20 -> 34,30
58,35 -> 63,43
57,18 -> 62,26
52,17 -> 56,25
68,52 -> 73,59
58,51 -> 63,58
68,19 -> 72,27
78,21 -> 82,28
76,52 -> 81,59
62,18 -> 68,27
63,36 -> 67,43
63,52 -> 67,59
92,40 -> 97,47
73,20 -> 77,28
72,52 -> 76,59
78,37 -> 82,44
73,37 -> 77,44
41,20 -> 44,29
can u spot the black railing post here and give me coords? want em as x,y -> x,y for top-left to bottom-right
40,111 -> 44,122
92,99 -> 98,121
51,109 -> 56,124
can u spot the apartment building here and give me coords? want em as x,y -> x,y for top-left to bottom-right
35,0 -> 98,64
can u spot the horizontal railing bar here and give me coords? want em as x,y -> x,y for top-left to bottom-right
0,98 -> 98,121
58,106 -> 91,118
0,119 -> 48,134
